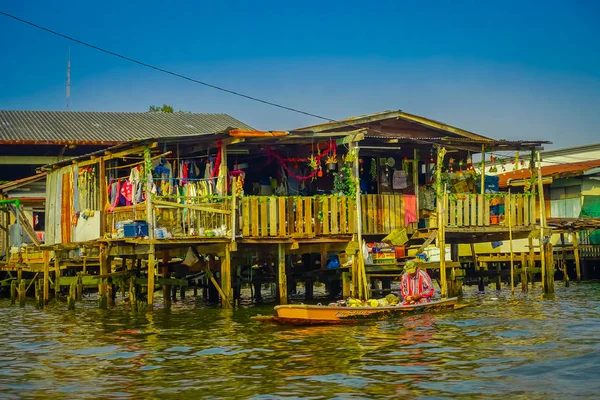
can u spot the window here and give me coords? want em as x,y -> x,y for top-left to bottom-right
550,185 -> 581,218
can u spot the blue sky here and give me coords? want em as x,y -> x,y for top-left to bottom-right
1,0 -> 599,148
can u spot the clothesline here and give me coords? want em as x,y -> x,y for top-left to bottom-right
105,151 -> 172,171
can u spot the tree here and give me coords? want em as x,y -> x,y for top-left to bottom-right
149,104 -> 174,113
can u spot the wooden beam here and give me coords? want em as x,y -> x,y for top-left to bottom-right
436,145 -> 448,298
573,233 -> 581,282
220,244 -> 232,308
153,200 -> 231,215
278,243 -> 287,305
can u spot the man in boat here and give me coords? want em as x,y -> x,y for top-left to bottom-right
400,260 -> 435,305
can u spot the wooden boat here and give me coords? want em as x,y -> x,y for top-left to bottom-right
253,298 -> 461,325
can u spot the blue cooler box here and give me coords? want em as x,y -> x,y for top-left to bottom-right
124,221 -> 149,237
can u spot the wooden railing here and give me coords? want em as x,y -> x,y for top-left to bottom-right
240,194 -> 411,239
104,197 -> 232,239
444,193 -> 537,228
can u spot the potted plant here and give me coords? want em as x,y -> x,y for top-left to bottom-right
326,154 -> 338,171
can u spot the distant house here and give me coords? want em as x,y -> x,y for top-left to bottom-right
0,110 -> 253,181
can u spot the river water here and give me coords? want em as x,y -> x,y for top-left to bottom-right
1,283 -> 599,399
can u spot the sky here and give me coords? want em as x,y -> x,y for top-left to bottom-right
1,0 -> 599,149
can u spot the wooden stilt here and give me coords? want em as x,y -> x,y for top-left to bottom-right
147,248 -> 156,308
546,243 -> 555,293
76,275 -> 83,301
68,283 -> 76,310
528,237 -> 535,288
507,192 -> 515,295
278,243 -> 288,305
351,142 -> 369,299
99,246 -> 108,309
43,250 -> 50,304
204,262 -> 229,306
54,254 -> 60,298
220,245 -> 232,308
18,280 -> 26,307
129,274 -> 137,311
144,146 -> 156,308
560,233 -> 569,287
108,283 -> 115,307
35,279 -> 42,309
520,252 -> 528,292
478,262 -> 486,292
436,146 -> 448,298
495,263 -> 501,291
535,151 -> 553,294
572,232 -> 581,282
162,250 -> 170,309
10,280 -> 16,304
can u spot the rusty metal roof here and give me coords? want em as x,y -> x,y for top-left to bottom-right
0,110 -> 254,145
498,159 -> 600,188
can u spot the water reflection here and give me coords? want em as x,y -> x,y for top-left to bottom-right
0,284 -> 599,398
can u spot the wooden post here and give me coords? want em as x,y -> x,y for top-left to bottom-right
218,141 -> 228,197
436,145 -> 448,298
520,252 -> 528,292
413,148 -> 420,214
560,233 -> 569,287
43,250 -> 50,304
546,243 -> 555,293
536,151 -> 551,293
18,279 -> 26,307
10,280 -> 17,304
352,143 -> 368,299
278,243 -> 287,305
572,232 -> 581,282
54,253 -> 60,297
68,283 -> 76,310
162,250 -> 170,309
99,159 -> 107,238
507,192 -> 515,295
144,146 -> 156,307
351,253 -> 358,298
129,274 -> 137,311
76,275 -> 83,301
99,245 -> 108,309
220,245 -> 232,308
528,237 -> 535,288
480,144 -> 485,196
231,178 -> 237,243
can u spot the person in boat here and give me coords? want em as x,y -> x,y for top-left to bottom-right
400,260 -> 435,305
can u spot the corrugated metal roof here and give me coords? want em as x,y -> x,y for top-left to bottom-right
296,110 -> 496,142
498,160 -> 600,188
0,111 -> 254,145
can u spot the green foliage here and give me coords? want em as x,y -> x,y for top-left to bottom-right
333,166 -> 357,197
148,104 -> 191,114
149,104 -> 174,113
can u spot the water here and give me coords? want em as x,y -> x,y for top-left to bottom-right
1,284 -> 600,399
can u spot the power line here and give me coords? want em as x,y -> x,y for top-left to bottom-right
0,10 -> 334,122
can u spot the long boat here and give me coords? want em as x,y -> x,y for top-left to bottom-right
253,298 -> 461,325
